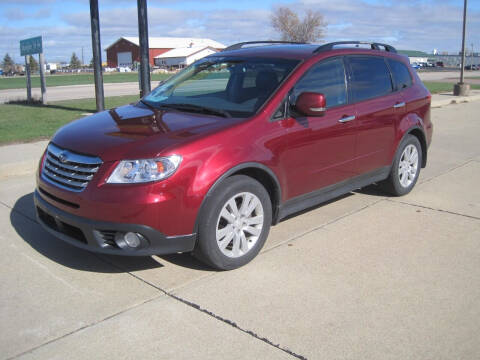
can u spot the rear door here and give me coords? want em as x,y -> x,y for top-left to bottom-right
346,55 -> 402,174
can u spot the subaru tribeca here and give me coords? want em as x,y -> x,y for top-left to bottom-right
35,41 -> 433,270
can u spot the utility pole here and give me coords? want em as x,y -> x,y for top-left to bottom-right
454,0 -> 469,96
137,0 -> 151,97
39,52 -> 47,104
24,56 -> 32,102
89,0 -> 105,111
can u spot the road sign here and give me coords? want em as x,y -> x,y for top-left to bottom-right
20,36 -> 46,104
20,36 -> 43,56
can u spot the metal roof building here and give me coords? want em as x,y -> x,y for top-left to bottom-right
106,36 -> 225,68
154,46 -> 219,68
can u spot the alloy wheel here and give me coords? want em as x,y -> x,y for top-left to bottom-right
215,192 -> 264,258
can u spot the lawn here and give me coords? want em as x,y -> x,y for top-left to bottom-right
1,81 -> 479,145
0,72 -> 171,90
0,95 -> 139,144
424,81 -> 480,94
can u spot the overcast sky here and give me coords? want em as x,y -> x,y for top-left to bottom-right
1,0 -> 479,64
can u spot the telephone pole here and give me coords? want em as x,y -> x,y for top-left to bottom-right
454,0 -> 469,96
137,0 -> 151,97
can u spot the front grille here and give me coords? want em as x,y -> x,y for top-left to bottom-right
42,143 -> 102,192
37,207 -> 87,244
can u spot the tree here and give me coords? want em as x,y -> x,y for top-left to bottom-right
89,57 -> 94,68
69,52 -> 82,69
271,7 -> 326,43
28,55 -> 39,73
2,53 -> 15,73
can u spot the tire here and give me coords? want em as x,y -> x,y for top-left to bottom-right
381,135 -> 422,196
194,175 -> 272,270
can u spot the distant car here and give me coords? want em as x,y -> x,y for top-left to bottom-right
0,69 -> 3,75
436,61 -> 444,67
411,62 -> 420,69
465,65 -> 478,70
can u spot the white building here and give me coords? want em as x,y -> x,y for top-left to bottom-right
154,46 -> 219,68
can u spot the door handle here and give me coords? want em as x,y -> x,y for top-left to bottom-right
338,115 -> 356,123
393,102 -> 406,108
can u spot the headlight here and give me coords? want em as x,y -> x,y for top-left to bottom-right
106,155 -> 182,184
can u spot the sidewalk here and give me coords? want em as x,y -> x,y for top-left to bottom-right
430,89 -> 480,108
1,91 -> 479,180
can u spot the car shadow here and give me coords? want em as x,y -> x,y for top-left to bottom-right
354,184 -> 393,197
10,193 -> 211,273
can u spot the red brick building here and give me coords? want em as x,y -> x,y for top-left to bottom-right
106,37 -> 225,68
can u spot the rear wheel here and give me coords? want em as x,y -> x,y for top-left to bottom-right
381,135 -> 422,196
194,175 -> 272,270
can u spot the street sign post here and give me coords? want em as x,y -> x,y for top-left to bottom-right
20,36 -> 43,56
20,36 -> 47,104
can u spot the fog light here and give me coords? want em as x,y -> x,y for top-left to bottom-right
124,232 -> 141,248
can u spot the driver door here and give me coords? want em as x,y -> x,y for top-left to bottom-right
280,57 -> 358,200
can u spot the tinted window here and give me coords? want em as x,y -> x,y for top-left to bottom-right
293,58 -> 347,108
144,57 -> 299,118
388,59 -> 412,90
348,56 -> 393,102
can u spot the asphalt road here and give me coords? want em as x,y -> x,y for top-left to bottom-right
2,70 -> 479,104
0,81 -> 161,104
1,101 -> 479,359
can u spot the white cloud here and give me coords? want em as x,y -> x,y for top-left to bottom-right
1,0 -> 478,63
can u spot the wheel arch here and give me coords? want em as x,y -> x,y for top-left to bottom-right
405,126 -> 427,168
193,162 -> 282,238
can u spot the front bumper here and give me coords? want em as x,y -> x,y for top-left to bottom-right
34,190 -> 196,256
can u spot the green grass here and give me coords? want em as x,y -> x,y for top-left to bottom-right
2,80 -> 479,145
0,95 -> 139,145
424,81 -> 480,94
0,72 -> 171,90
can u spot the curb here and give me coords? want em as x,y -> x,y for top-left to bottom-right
431,91 -> 480,108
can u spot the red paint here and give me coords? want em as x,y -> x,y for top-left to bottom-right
37,45 -> 432,241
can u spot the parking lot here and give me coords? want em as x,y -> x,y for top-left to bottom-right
1,101 -> 479,359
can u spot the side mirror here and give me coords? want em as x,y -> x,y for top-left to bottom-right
295,92 -> 326,116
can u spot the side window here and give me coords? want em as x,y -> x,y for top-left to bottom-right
348,56 -> 393,102
387,59 -> 412,90
292,58 -> 347,109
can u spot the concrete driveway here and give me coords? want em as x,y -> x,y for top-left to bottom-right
1,102 -> 479,359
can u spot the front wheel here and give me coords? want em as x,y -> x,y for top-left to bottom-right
194,175 -> 272,270
381,135 -> 422,196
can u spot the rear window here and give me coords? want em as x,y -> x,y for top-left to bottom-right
387,59 -> 413,90
347,56 -> 393,102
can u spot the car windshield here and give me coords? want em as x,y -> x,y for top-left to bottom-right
143,57 -> 299,118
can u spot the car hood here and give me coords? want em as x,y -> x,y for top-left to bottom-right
51,102 -> 238,162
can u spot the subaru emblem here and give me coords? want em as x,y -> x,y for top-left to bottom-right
58,152 -> 68,163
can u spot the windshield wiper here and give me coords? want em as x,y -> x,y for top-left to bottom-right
159,103 -> 231,118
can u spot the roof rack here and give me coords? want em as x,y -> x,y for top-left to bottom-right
314,41 -> 397,53
224,41 -> 307,51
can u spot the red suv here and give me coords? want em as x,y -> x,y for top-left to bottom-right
35,41 -> 433,270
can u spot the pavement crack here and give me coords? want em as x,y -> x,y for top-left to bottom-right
418,158 -> 478,185
263,197 -> 386,255
7,296 -> 163,360
97,255 -> 307,360
386,199 -> 480,220
2,199 -> 38,224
